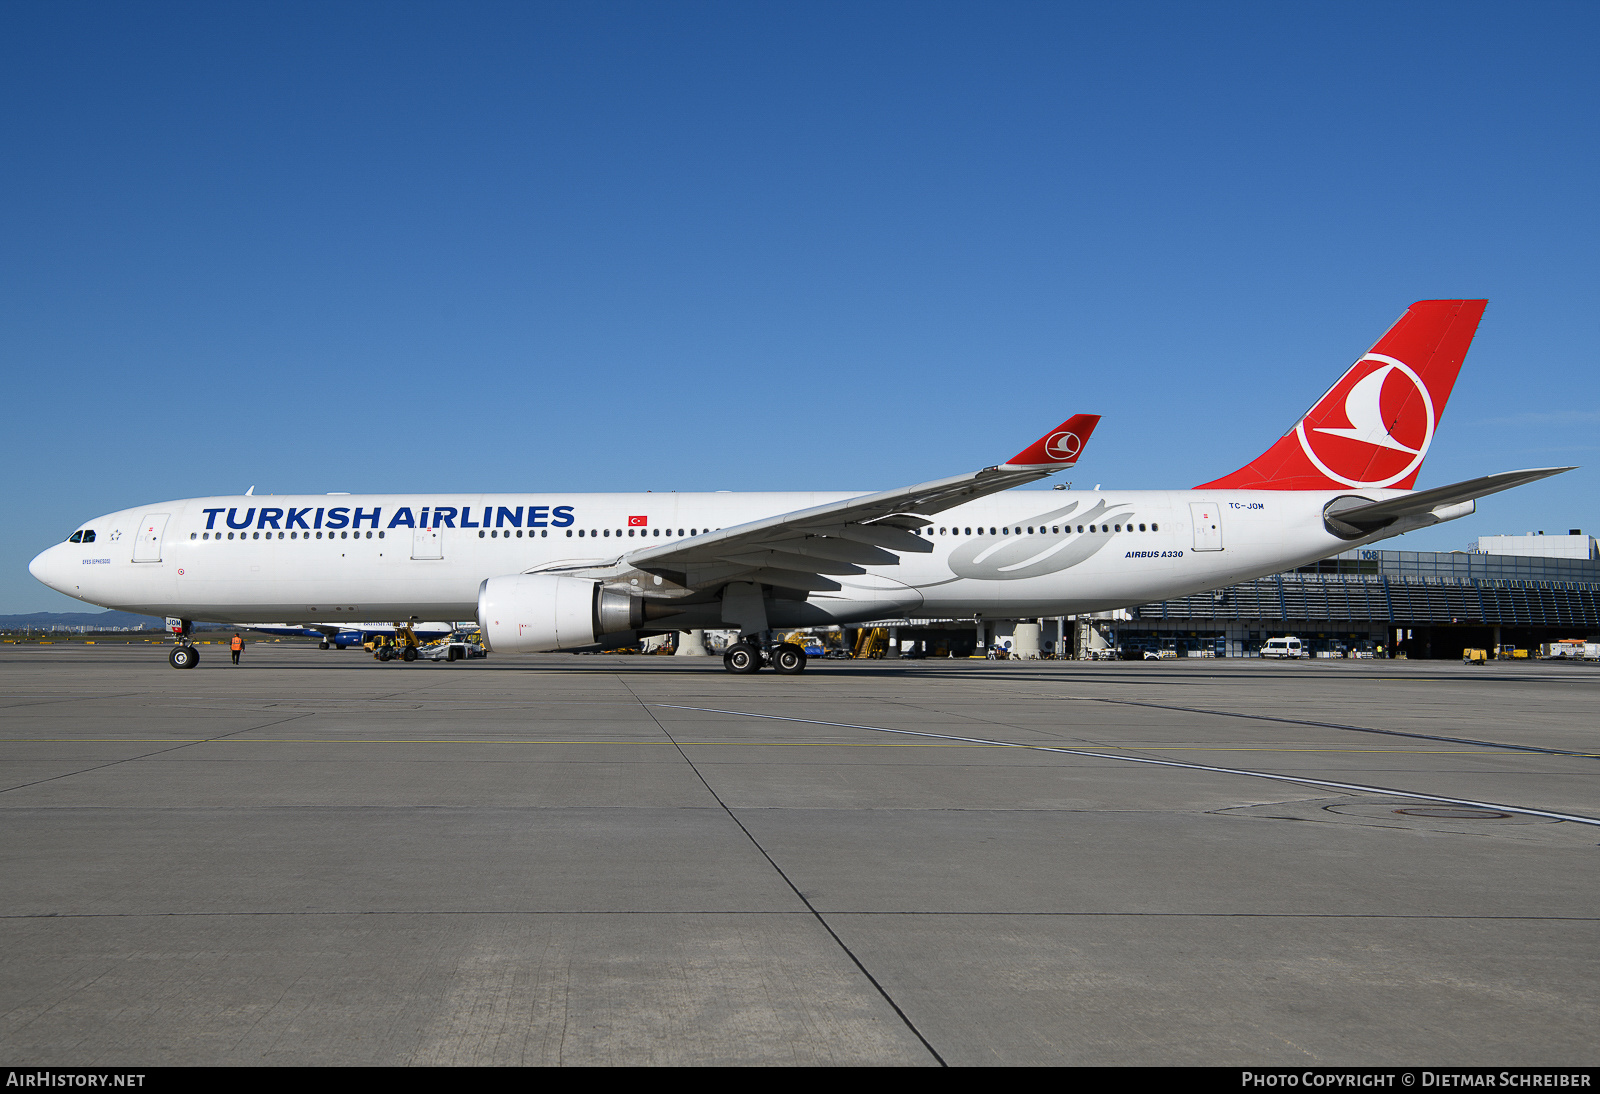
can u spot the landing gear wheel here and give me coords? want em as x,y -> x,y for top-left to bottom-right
318,640 -> 329,650
723,643 -> 763,674
773,644 -> 807,674
401,646 -> 418,662
375,647 -> 392,662
168,645 -> 198,670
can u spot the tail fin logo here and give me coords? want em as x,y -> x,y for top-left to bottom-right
1295,353 -> 1435,488
1043,431 -> 1083,461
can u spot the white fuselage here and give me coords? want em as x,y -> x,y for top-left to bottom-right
30,488 -> 1393,626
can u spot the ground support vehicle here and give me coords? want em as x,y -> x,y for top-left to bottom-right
416,636 -> 488,662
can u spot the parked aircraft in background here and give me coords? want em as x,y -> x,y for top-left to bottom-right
30,300 -> 1570,673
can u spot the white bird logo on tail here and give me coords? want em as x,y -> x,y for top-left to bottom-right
1295,353 -> 1435,489
1312,363 -> 1421,454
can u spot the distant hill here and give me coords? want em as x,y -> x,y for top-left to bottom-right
0,610 -> 167,631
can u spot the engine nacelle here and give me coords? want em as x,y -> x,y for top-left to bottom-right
477,574 -> 644,653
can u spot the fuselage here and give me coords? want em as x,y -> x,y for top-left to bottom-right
29,487 -> 1392,627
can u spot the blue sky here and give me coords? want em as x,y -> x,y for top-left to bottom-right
4,1 -> 1595,611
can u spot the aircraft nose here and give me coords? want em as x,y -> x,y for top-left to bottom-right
29,545 -> 66,592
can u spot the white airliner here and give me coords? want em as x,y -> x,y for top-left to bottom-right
30,300 -> 1571,673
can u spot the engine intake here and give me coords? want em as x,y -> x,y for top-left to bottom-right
478,574 -> 645,653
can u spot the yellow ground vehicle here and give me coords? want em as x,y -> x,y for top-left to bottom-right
1463,648 -> 1488,664
853,627 -> 888,659
366,624 -> 422,661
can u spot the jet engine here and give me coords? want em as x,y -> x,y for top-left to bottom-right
477,574 -> 648,653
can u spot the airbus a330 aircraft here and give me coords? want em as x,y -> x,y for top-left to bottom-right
30,300 -> 1570,673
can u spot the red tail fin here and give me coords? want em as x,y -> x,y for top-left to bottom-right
1196,300 -> 1487,491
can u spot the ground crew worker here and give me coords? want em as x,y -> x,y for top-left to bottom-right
230,632 -> 243,665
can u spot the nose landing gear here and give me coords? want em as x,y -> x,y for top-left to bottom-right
165,617 -> 198,669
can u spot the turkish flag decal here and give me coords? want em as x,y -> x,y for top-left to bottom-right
628,515 -> 648,527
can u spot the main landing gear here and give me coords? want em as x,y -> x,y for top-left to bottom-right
165,617 -> 198,670
722,640 -> 808,675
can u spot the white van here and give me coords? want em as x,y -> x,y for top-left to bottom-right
1261,637 -> 1304,659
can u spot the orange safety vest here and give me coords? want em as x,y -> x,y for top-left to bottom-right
231,635 -> 243,651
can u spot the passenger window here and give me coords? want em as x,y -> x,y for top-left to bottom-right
1139,524 -> 1146,531
1152,523 -> 1159,531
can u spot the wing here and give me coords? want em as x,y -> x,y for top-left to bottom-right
616,414 -> 1101,593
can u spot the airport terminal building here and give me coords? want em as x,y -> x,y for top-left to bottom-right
1121,536 -> 1600,659
867,533 -> 1600,660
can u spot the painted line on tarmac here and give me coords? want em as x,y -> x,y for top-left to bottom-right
657,705 -> 1600,829
1073,697 -> 1600,760
0,738 -> 1540,755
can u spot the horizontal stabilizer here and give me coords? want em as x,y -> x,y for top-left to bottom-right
1323,467 -> 1575,538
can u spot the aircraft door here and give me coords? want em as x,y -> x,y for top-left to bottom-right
133,513 -> 169,562
412,527 -> 443,560
1189,502 -> 1223,551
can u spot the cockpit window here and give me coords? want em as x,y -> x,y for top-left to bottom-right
68,530 -> 96,544
68,532 -> 82,543
82,530 -> 95,543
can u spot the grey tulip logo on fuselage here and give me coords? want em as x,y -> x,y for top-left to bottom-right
932,498 -> 1133,583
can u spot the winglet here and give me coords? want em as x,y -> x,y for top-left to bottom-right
1000,414 -> 1101,470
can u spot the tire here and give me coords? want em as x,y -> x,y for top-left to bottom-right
773,644 -> 807,674
168,645 -> 197,670
319,641 -> 329,650
401,646 -> 417,662
723,644 -> 762,674
375,647 -> 392,662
